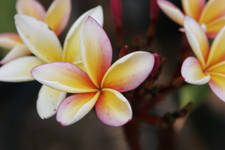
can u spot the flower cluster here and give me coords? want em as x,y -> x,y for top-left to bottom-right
1,0 -> 225,129
158,0 -> 225,38
0,0 -> 155,127
156,0 -> 225,103
182,16 -> 225,102
0,0 -> 71,64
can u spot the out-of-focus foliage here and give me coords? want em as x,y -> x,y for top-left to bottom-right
0,0 -> 17,32
179,84 -> 210,109
0,0 -> 17,57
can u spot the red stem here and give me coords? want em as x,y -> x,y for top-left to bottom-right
123,119 -> 143,150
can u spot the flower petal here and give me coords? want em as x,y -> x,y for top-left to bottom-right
102,52 -> 155,92
181,0 -> 205,20
16,0 -> 46,21
57,92 -> 100,126
206,61 -> 225,74
0,56 -> 43,82
157,0 -> 184,26
45,0 -> 71,35
37,85 -> 67,119
80,16 -> 112,87
181,57 -> 210,85
0,45 -> 31,64
206,26 -> 225,67
199,0 -> 225,24
209,73 -> 225,102
15,14 -> 63,62
0,33 -> 23,49
31,62 -> 97,93
184,15 -> 209,66
206,16 -> 225,39
63,5 -> 103,64
95,88 -> 132,127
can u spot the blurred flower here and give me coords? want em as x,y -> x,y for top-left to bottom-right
31,17 -> 155,126
118,45 -> 129,58
181,15 -> 225,102
0,0 -> 71,64
157,0 -> 225,38
110,0 -> 123,48
0,6 -> 103,119
110,0 -> 122,31
147,0 -> 160,39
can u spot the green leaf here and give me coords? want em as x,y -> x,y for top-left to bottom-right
0,0 -> 17,32
179,84 -> 210,109
0,0 -> 17,58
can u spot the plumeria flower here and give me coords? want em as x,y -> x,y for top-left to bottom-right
157,0 -> 225,38
0,6 -> 103,119
0,0 -> 71,64
31,17 -> 155,126
181,15 -> 225,102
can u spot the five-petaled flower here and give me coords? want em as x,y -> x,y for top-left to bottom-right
0,6 -> 103,119
157,0 -> 225,38
182,16 -> 225,102
31,17 -> 155,127
0,0 -> 71,64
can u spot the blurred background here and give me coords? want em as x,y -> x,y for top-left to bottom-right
1,0 -> 225,150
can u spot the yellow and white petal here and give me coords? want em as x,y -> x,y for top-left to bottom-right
0,45 -> 31,64
45,0 -> 71,35
206,61 -> 225,74
57,92 -> 100,126
16,0 -> 46,21
205,16 -> 225,39
209,73 -> 225,102
184,15 -> 209,66
0,33 -> 23,49
31,62 -> 97,93
15,14 -> 62,62
102,52 -> 155,92
95,88 -> 132,127
63,5 -> 103,64
0,56 -> 43,82
182,0 -> 205,20
37,85 -> 67,119
181,57 -> 210,85
157,0 -> 184,26
199,0 -> 225,24
80,16 -> 112,87
206,26 -> 225,67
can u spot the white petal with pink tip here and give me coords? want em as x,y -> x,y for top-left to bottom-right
1,45 -> 31,64
63,5 -> 103,63
95,88 -> 132,127
57,92 -> 100,126
181,57 -> 210,85
0,56 -> 43,82
45,0 -> 71,35
181,0 -> 205,20
157,0 -> 184,26
0,33 -> 23,49
184,16 -> 209,66
102,52 -> 155,92
206,26 -> 225,67
16,0 -> 46,20
31,62 -> 97,93
80,16 -> 112,87
199,0 -> 225,24
37,85 -> 67,119
209,73 -> 225,102
15,14 -> 62,62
